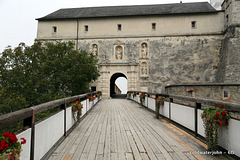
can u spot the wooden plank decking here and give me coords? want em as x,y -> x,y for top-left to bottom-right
49,99 -> 234,160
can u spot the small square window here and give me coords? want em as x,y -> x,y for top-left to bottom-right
191,21 -> 196,28
226,15 -> 229,26
118,24 -> 122,31
85,25 -> 88,32
152,23 -> 156,30
223,90 -> 229,98
52,26 -> 57,33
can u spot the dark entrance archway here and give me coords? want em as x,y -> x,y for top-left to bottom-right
110,73 -> 127,98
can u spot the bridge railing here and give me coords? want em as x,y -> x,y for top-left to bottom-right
127,91 -> 240,158
0,91 -> 102,160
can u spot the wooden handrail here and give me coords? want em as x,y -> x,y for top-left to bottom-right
0,91 -> 99,130
128,91 -> 240,112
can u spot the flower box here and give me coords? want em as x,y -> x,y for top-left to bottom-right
2,150 -> 20,160
201,106 -> 230,151
218,119 -> 227,126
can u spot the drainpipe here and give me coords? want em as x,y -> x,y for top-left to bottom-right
76,19 -> 79,50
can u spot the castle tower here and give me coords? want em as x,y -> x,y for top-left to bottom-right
215,0 -> 240,83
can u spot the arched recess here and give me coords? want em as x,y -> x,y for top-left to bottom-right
110,72 -> 127,98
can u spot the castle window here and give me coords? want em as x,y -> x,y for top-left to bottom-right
52,26 -> 57,33
85,25 -> 88,32
118,24 -> 122,31
223,90 -> 229,99
152,23 -> 156,30
226,15 -> 229,26
191,21 -> 196,28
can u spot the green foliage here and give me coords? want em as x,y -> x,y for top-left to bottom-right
140,93 -> 146,105
70,100 -> 82,121
96,91 -> 102,100
201,106 -> 230,151
0,41 -> 99,115
154,96 -> 165,119
127,92 -> 131,98
133,92 -> 136,97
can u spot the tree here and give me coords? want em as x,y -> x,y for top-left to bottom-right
0,41 -> 99,114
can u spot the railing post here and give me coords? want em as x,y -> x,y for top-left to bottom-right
195,102 -> 201,136
60,100 -> 66,137
30,108 -> 35,160
23,109 -> 35,160
86,95 -> 88,114
147,93 -> 149,108
169,98 -> 173,120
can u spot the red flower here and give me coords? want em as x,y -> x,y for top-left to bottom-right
81,106 -> 83,108
214,106 -> 217,109
222,110 -> 227,116
0,140 -> 6,150
75,106 -> 79,111
5,143 -> 9,149
77,101 -> 80,104
9,133 -> 18,144
0,143 -> 4,150
20,138 -> 26,144
215,113 -> 220,119
74,100 -> 77,103
3,132 -> 10,138
218,106 -> 222,108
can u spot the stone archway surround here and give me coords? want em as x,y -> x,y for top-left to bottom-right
97,64 -> 139,98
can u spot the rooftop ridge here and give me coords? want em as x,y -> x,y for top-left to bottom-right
37,2 -> 217,20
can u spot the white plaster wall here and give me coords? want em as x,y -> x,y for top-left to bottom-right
66,106 -> 74,131
148,97 -> 155,111
218,118 -> 240,157
37,13 -> 224,40
136,95 -> 140,103
34,111 -> 64,160
94,98 -> 98,104
17,129 -> 31,160
142,96 -> 147,107
160,102 -> 169,118
37,20 -> 77,39
171,103 -> 195,131
88,101 -> 94,109
145,97 -> 148,107
197,109 -> 205,137
86,99 -> 92,111
133,95 -> 138,102
81,100 -> 87,117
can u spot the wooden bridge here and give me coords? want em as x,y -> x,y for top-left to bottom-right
0,91 -> 239,160
49,99 -> 233,160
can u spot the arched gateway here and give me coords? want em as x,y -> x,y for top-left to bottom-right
95,63 -> 139,98
110,73 -> 127,98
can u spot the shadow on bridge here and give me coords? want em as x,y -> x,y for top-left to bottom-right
111,94 -> 127,99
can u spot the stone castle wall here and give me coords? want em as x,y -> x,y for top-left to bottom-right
78,35 -> 222,93
215,0 -> 240,83
165,84 -> 240,104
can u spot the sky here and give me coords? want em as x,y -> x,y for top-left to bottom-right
0,0 -> 210,93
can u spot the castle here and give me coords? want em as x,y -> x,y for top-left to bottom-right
36,0 -> 240,98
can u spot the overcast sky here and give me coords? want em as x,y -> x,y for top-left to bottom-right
0,0 -> 210,93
